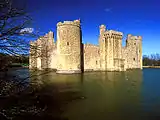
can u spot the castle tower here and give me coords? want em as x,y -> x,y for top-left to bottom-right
40,36 -> 48,69
45,32 -> 54,69
100,24 -> 106,35
47,31 -> 57,69
29,41 -> 37,69
56,20 -> 82,73
36,39 -> 42,70
126,34 -> 142,69
99,28 -> 115,71
105,30 -> 114,71
99,25 -> 106,70
48,31 -> 54,46
137,36 -> 142,69
112,31 -> 123,59
112,31 -> 123,71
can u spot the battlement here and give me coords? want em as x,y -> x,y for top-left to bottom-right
29,19 -> 142,73
127,34 -> 142,40
102,30 -> 123,39
108,30 -> 123,36
57,19 -> 81,27
99,24 -> 106,29
30,31 -> 55,49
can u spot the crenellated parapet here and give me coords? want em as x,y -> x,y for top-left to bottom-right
126,34 -> 142,47
56,19 -> 82,73
103,30 -> 123,39
29,19 -> 142,73
57,19 -> 81,27
127,34 -> 142,40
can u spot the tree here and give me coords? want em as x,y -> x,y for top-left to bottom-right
0,0 -> 38,56
0,1 -> 66,119
0,0 -> 42,71
143,54 -> 160,66
0,0 -> 43,119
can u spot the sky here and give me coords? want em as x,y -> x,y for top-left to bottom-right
25,0 -> 160,55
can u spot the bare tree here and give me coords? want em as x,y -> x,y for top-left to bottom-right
0,1 -> 64,119
143,54 -> 160,66
0,0 -> 39,56
0,0 -> 43,71
0,0 -> 43,119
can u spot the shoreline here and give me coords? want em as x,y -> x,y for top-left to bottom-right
143,66 -> 160,68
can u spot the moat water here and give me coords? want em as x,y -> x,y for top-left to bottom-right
6,68 -> 160,120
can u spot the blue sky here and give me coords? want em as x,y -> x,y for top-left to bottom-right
26,0 -> 160,55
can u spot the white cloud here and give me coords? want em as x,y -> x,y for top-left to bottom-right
20,28 -> 34,34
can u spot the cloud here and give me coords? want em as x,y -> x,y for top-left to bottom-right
20,28 -> 34,34
104,8 -> 112,12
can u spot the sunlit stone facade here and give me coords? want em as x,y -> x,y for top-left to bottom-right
29,19 -> 142,73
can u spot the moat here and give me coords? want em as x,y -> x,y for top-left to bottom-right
6,68 -> 160,120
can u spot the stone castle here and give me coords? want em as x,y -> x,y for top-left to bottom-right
29,19 -> 142,73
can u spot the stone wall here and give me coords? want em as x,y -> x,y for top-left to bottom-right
29,41 -> 37,69
99,27 -> 124,71
43,31 -> 57,70
29,31 -> 57,70
99,25 -> 106,70
56,20 -> 82,73
50,43 -> 57,70
125,34 -> 142,69
84,44 -> 100,71
36,39 -> 42,70
122,47 -> 128,70
29,19 -> 143,73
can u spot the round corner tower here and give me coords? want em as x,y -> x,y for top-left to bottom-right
56,20 -> 82,73
99,24 -> 106,35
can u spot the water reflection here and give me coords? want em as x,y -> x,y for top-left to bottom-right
29,70 -> 143,120
58,71 -> 143,120
4,68 -> 160,119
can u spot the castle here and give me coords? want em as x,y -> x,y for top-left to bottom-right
29,19 -> 142,73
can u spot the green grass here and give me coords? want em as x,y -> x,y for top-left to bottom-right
10,63 -> 29,67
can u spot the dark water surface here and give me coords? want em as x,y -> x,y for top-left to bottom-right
8,68 -> 160,120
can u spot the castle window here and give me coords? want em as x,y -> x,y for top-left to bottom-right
96,61 -> 98,65
134,43 -> 136,45
67,42 -> 69,46
133,58 -> 135,61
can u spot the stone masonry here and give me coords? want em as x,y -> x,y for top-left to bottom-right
29,19 -> 142,73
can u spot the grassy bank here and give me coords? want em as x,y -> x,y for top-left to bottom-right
9,63 -> 29,67
143,66 -> 160,68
